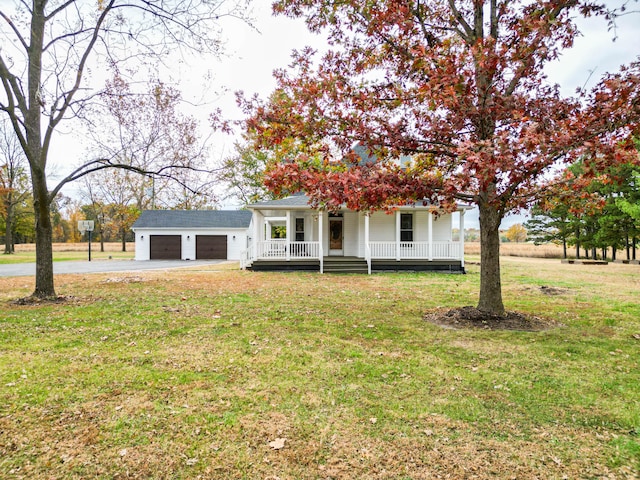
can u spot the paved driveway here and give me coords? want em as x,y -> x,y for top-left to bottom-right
0,260 -> 228,277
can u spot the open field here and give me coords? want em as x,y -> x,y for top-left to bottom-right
1,257 -> 639,479
0,243 -> 135,264
465,241 -> 566,258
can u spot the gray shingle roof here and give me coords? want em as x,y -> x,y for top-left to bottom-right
247,194 -> 312,209
132,210 -> 252,229
247,194 -> 473,212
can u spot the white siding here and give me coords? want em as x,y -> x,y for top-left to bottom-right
343,212 -> 359,256
412,211 -> 453,242
369,212 -> 395,241
414,211 -> 429,242
225,229 -> 251,260
433,214 -> 452,241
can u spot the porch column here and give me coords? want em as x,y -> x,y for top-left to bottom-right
365,213 -> 371,274
318,210 -> 324,273
286,210 -> 292,261
428,210 -> 433,261
459,209 -> 465,268
395,211 -> 401,261
253,210 -> 262,259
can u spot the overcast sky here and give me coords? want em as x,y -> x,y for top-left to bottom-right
57,1 -> 640,226
210,1 -> 640,133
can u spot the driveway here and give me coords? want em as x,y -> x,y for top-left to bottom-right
0,260 -> 228,277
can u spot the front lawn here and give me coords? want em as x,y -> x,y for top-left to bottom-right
0,257 -> 638,479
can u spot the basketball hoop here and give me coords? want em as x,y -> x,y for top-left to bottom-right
78,220 -> 94,233
78,220 -> 95,261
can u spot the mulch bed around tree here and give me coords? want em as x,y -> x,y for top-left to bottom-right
424,306 -> 559,331
11,295 -> 78,306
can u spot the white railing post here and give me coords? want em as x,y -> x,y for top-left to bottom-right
365,213 -> 371,274
286,211 -> 292,261
396,211 -> 401,261
459,209 -> 465,269
318,211 -> 324,273
428,211 -> 433,261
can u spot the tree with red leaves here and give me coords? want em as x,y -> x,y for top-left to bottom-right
243,0 -> 640,315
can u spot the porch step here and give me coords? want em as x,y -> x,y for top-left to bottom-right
322,257 -> 369,274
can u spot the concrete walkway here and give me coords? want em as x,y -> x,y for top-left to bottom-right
0,259 -> 228,278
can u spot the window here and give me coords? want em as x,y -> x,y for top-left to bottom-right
295,218 -> 305,242
400,213 -> 413,242
270,225 -> 286,239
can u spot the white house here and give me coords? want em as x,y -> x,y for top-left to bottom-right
132,210 -> 252,261
242,195 -> 472,273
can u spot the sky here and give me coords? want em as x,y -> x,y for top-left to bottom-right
207,1 -> 640,137
55,1 -> 640,228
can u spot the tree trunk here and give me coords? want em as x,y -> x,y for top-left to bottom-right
24,5 -> 55,298
626,233 -> 630,260
4,193 -> 13,254
562,237 -> 567,259
32,171 -> 56,298
121,228 -> 126,252
477,201 -> 505,315
633,236 -> 637,261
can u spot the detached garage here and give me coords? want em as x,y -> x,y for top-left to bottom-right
132,210 -> 252,261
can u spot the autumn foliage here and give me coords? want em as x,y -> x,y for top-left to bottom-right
243,0 -> 640,314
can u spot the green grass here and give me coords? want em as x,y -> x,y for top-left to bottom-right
0,249 -> 134,264
0,257 -> 639,479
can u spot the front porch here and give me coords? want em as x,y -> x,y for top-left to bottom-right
241,238 -> 466,274
241,195 -> 470,274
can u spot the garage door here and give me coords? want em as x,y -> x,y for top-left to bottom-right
196,235 -> 227,259
150,235 -> 182,260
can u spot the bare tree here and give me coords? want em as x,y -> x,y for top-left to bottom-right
84,76 -> 219,212
0,118 -> 30,254
0,0 -> 249,298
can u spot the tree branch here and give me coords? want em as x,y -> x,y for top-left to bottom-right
0,10 -> 29,51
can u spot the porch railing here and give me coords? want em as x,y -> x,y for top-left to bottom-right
369,241 -> 460,260
241,240 -> 461,268
254,240 -> 320,260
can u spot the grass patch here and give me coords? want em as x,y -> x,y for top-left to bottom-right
0,258 -> 638,478
0,243 -> 134,264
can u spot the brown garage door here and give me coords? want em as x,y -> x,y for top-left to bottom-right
196,235 -> 227,259
150,235 -> 182,260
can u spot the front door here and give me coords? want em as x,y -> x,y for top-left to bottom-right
329,217 -> 343,256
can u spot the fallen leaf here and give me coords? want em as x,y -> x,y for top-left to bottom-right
268,438 -> 286,450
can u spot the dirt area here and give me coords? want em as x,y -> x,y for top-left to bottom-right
424,306 -> 558,331
11,294 -> 78,306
